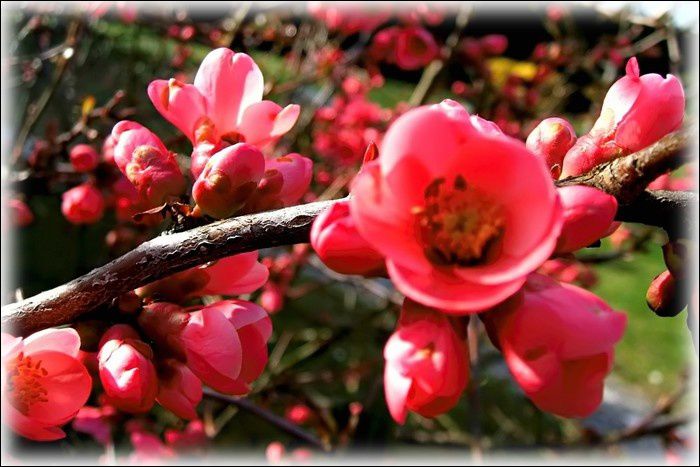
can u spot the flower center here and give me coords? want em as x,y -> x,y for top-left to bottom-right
415,175 -> 505,267
5,352 -> 49,415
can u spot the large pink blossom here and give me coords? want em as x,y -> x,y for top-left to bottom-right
562,57 -> 684,177
350,100 -> 563,312
384,299 -> 469,424
2,328 -> 91,441
483,274 -> 627,418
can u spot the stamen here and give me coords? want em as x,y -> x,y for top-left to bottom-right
415,175 -> 505,267
5,352 -> 49,415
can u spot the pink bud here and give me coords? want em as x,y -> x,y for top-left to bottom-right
243,153 -> 313,213
285,404 -> 313,425
483,274 -> 626,418
555,186 -> 618,253
260,282 -> 284,314
310,199 -> 385,276
192,143 -> 265,218
647,270 -> 686,317
562,57 -> 684,177
61,183 -> 105,225
384,299 -> 469,424
266,442 -> 286,464
480,34 -> 508,55
98,325 -> 158,414
9,198 -> 34,227
526,118 -> 577,179
157,359 -> 203,420
112,121 -> 186,207
69,144 -> 100,172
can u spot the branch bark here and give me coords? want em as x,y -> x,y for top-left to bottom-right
2,129 -> 695,335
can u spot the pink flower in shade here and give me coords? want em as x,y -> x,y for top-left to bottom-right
384,299 -> 469,424
1,328 -> 92,441
562,57 -> 684,177
111,121 -> 186,207
260,282 -> 284,314
555,186 -> 618,254
69,144 -> 100,173
147,48 -> 300,152
526,117 -> 577,179
482,274 -> 627,418
479,34 -> 508,55
128,425 -> 175,465
61,183 -> 105,225
394,26 -> 439,70
156,359 -> 202,420
97,325 -> 158,414
8,198 -> 34,228
71,404 -> 117,445
192,143 -> 265,219
164,420 -> 208,453
350,100 -> 563,313
102,133 -> 118,165
308,2 -> 391,35
285,404 -> 313,425
242,153 -> 314,213
202,300 -> 272,394
310,199 -> 385,276
265,441 -> 286,465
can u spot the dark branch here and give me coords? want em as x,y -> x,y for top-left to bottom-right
2,199 -> 339,336
2,129 -> 696,335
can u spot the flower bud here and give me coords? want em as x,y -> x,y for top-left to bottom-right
97,325 -> 158,413
646,270 -> 686,318
192,143 -> 265,218
69,144 -> 100,172
61,183 -> 105,225
555,186 -> 617,253
9,198 -> 34,228
112,121 -> 186,207
526,118 -> 577,179
242,153 -> 313,213
310,199 -> 385,276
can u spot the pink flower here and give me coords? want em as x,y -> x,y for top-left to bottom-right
1,328 -> 92,441
139,302 -> 245,395
308,2 -> 391,35
483,274 -> 627,418
285,404 -> 313,425
260,282 -> 284,314
8,198 -> 34,228
310,199 -> 385,276
562,57 -> 684,177
526,117 -> 577,179
97,325 -> 158,414
148,48 -> 299,151
69,144 -> 100,172
164,420 -> 208,453
350,100 -> 563,312
192,143 -> 265,219
555,186 -> 618,253
137,251 -> 268,302
128,424 -> 175,464
71,404 -> 117,445
480,34 -> 508,55
61,183 -> 105,225
111,121 -> 186,207
202,300 -> 272,394
156,359 -> 202,420
394,26 -> 439,70
384,299 -> 469,424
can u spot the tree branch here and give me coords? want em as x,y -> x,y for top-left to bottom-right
2,199 -> 339,335
2,129 -> 695,335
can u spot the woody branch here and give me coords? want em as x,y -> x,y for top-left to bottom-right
2,129 -> 696,335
